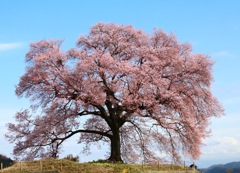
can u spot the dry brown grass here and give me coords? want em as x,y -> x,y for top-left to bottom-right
0,159 -> 197,173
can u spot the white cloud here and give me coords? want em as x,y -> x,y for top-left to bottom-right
195,110 -> 240,168
0,42 -> 25,52
202,136 -> 240,158
219,136 -> 240,145
197,131 -> 240,168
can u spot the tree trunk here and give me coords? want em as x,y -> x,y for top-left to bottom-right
108,128 -> 123,163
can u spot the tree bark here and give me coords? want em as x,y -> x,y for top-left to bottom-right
108,127 -> 123,163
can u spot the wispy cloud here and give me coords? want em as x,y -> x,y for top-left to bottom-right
0,42 -> 25,52
202,136 -> 240,158
223,97 -> 240,107
198,135 -> 240,168
196,111 -> 240,167
211,50 -> 234,58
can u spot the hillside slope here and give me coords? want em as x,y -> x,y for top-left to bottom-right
0,159 -> 197,173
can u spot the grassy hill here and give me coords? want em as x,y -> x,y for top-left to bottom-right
0,159 -> 197,173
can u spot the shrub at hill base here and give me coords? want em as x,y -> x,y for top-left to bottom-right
0,154 -> 14,169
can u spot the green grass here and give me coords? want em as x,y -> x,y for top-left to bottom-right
0,159 -> 197,173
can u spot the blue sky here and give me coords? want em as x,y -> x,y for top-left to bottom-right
1,0 -> 240,168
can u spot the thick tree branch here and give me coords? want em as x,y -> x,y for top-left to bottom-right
52,129 -> 112,144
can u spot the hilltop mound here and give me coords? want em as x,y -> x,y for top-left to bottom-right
0,159 -> 196,173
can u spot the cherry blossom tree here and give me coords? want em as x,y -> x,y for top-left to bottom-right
6,23 -> 223,163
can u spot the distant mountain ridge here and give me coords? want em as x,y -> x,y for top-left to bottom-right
200,161 -> 240,173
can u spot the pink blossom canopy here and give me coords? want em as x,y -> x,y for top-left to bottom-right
6,23 -> 223,163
